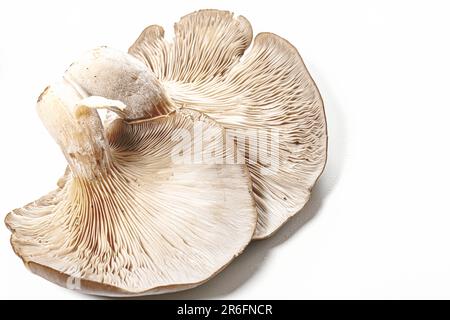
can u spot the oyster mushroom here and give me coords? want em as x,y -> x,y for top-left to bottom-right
5,80 -> 257,296
66,9 -> 328,239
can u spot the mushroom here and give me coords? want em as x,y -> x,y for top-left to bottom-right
5,80 -> 257,296
129,10 -> 327,238
5,8 -> 327,296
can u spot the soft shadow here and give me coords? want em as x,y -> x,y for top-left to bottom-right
129,66 -> 347,300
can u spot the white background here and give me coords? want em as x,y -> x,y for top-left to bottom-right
1,0 -> 450,299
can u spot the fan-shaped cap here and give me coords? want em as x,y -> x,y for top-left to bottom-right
128,10 -> 328,238
5,81 -> 257,296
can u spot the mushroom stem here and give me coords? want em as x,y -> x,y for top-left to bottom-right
65,47 -> 172,120
37,81 -> 112,179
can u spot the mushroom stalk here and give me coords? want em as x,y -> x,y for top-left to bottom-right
65,47 -> 172,119
36,81 -> 112,179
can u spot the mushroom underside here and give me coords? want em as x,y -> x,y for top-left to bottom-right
6,108 -> 257,296
5,8 -> 327,296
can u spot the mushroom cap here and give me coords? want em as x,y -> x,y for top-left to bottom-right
5,84 -> 257,296
128,9 -> 328,238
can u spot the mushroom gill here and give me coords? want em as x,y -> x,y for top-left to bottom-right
5,82 -> 257,296
128,9 -> 327,238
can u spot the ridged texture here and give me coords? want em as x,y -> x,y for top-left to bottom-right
5,109 -> 257,296
129,9 -> 327,238
130,10 -> 252,86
